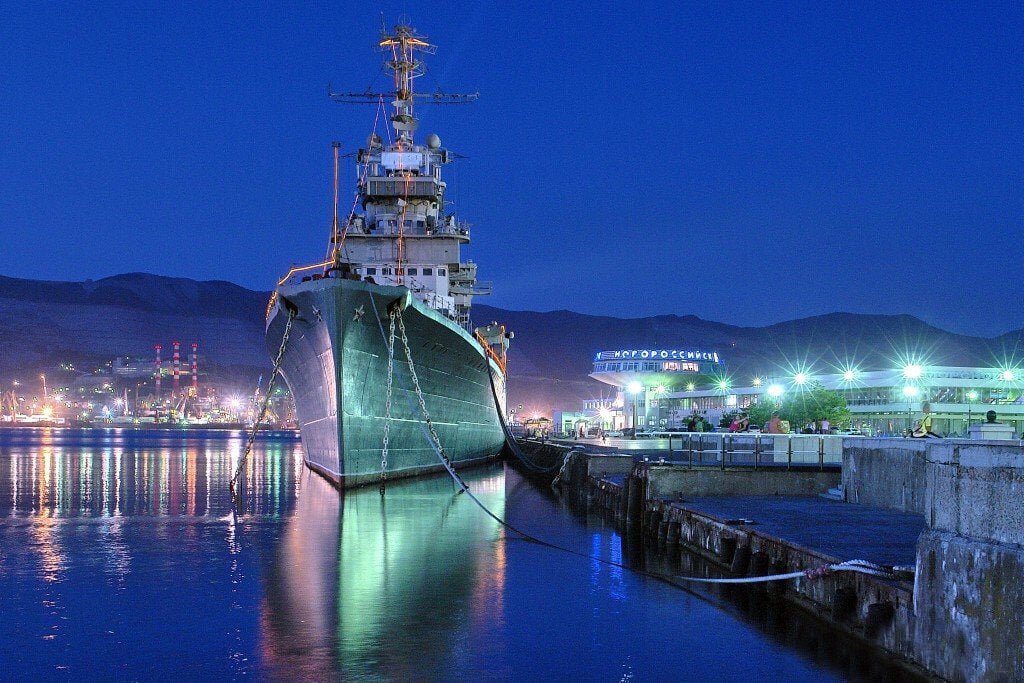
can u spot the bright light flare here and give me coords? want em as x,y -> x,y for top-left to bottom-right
793,372 -> 808,386
999,369 -> 1016,382
767,384 -> 784,398
902,385 -> 920,398
627,381 -> 643,395
903,364 -> 923,379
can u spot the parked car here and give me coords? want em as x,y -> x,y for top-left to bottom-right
604,430 -> 624,437
635,430 -> 656,439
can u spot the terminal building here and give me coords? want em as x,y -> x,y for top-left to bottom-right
555,348 -> 1024,437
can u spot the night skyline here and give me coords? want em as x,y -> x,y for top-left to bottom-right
1,2 -> 1021,336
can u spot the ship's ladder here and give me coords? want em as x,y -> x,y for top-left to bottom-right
230,303 -> 297,494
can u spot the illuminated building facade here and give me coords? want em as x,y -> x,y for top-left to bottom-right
644,366 -> 1023,436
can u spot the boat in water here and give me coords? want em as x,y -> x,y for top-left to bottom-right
265,22 -> 511,488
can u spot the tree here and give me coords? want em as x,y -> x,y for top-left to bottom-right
748,383 -> 851,430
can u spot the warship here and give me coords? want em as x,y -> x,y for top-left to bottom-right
265,22 -> 510,488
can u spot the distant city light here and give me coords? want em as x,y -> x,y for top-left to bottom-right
752,377 -> 762,387
767,384 -> 785,398
42,406 -> 53,418
598,407 -> 612,419
903,364 -> 923,379
999,369 -> 1015,382
967,390 -> 979,401
686,383 -> 695,391
793,372 -> 808,385
716,379 -> 729,391
902,385 -> 920,398
654,385 -> 666,394
627,381 -> 643,394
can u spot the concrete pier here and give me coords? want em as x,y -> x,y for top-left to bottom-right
558,437 -> 1024,681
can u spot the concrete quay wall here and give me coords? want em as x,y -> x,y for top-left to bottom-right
913,442 -> 1024,682
842,438 -> 928,514
646,466 -> 839,500
580,461 -> 920,670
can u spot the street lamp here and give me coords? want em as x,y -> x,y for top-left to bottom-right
767,384 -> 784,398
627,381 -> 643,436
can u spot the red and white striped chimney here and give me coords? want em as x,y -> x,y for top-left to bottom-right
172,341 -> 181,396
154,344 -> 162,399
191,343 -> 198,394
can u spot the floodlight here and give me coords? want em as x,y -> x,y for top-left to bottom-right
903,364 -> 923,379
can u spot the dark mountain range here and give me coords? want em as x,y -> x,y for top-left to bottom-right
0,273 -> 1020,413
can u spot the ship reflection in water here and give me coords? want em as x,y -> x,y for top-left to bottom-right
1,429 -> 864,679
262,464 -> 507,680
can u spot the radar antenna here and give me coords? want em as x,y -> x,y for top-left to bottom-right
329,22 -> 478,142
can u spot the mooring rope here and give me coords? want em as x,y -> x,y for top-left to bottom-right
230,304 -> 296,494
366,297 -> 913,589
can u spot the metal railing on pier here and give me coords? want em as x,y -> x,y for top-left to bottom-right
652,433 -> 844,471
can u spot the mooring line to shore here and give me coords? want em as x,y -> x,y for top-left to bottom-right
373,301 -> 910,591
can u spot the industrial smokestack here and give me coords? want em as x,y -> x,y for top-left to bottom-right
154,344 -> 162,399
172,341 -> 181,396
191,343 -> 198,395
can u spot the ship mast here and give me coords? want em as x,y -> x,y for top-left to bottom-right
329,21 -> 477,282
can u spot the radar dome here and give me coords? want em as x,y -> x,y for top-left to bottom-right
426,133 -> 441,149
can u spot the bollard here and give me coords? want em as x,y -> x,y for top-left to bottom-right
754,435 -> 760,470
687,434 -> 693,468
818,436 -> 825,471
787,437 -> 793,470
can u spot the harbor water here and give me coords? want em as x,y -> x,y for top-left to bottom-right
1,429 -> 890,680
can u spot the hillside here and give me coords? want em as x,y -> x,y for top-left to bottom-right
0,273 -> 1020,413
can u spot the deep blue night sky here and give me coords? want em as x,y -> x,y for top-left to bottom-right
1,2 -> 1021,335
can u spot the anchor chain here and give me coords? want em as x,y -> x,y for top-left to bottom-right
230,305 -> 296,494
394,307 -> 471,492
380,309 -> 397,495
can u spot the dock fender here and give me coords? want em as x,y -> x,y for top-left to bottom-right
387,289 -> 413,314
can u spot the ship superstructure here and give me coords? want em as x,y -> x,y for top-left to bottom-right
328,23 -> 488,328
264,22 -> 510,489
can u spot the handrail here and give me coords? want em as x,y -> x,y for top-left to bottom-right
475,330 -> 507,375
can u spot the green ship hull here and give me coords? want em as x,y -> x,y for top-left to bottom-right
266,277 -> 507,488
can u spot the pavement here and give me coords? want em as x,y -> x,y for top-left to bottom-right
677,495 -> 925,566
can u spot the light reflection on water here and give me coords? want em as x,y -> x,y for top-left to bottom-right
0,428 -> 854,680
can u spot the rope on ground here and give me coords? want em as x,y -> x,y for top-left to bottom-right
675,559 -> 900,584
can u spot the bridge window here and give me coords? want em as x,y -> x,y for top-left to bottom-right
423,268 -> 433,276
366,267 -> 377,275
408,268 -> 418,275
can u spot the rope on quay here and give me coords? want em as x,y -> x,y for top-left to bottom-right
675,559 -> 912,584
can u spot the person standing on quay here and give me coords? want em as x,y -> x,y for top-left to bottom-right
912,402 -> 942,438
